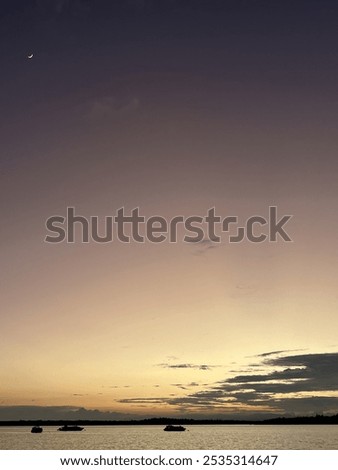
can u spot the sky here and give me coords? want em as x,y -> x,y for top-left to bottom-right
1,0 -> 338,421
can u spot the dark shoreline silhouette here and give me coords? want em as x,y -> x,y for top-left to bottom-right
1,414 -> 338,427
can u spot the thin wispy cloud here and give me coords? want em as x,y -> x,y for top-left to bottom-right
170,382 -> 201,390
229,283 -> 258,299
158,363 -> 217,371
118,397 -> 168,405
255,349 -> 306,358
171,383 -> 188,390
85,96 -> 140,121
192,238 -> 219,256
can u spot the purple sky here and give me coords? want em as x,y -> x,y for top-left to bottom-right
1,0 -> 338,420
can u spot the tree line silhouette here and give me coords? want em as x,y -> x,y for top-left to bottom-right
1,414 -> 338,426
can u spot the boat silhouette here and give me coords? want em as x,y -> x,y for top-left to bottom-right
31,426 -> 43,433
163,425 -> 186,432
58,425 -> 84,432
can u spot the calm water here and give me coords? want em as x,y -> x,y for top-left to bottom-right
0,425 -> 337,450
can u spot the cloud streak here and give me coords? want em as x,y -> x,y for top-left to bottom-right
0,406 -> 134,421
124,352 -> 338,416
158,363 -> 217,371
85,96 -> 140,121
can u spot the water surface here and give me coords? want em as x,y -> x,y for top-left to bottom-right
0,425 -> 337,450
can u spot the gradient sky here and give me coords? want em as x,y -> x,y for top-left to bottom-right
1,0 -> 338,420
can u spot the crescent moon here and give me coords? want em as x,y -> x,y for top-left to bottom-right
27,54 -> 34,59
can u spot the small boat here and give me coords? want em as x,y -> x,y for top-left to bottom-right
164,425 -> 186,432
58,425 -> 84,432
31,426 -> 43,433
